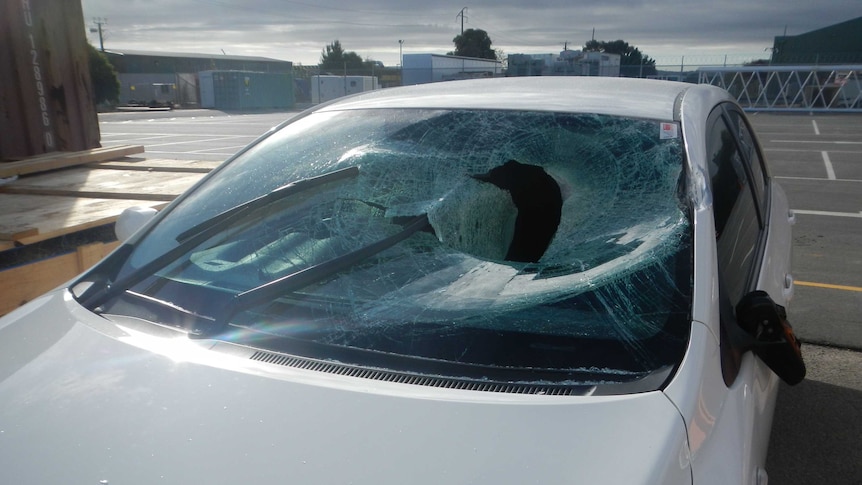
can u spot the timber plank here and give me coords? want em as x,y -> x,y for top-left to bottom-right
0,167 -> 206,200
0,145 -> 145,178
0,227 -> 39,241
0,194 -> 168,245
93,158 -> 222,173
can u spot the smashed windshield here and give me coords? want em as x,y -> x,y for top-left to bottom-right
89,108 -> 692,394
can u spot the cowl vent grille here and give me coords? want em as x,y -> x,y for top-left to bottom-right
249,350 -> 590,396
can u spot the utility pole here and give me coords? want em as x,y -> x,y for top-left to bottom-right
456,7 -> 467,35
91,17 -> 107,51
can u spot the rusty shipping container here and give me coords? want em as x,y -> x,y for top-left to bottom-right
1,0 -> 101,161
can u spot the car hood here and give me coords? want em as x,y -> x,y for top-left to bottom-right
0,290 -> 692,485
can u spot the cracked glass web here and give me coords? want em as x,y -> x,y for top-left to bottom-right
116,108 -> 693,378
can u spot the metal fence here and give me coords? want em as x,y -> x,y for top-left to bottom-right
697,65 -> 862,112
572,54 -> 862,113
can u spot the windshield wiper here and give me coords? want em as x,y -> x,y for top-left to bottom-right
78,166 -> 360,311
176,165 -> 359,242
192,213 -> 431,337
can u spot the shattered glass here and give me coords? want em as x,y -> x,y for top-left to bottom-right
99,108 -> 693,389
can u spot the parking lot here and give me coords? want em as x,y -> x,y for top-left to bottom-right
748,113 -> 862,350
98,107 -> 861,484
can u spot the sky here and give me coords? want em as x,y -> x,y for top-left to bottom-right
79,0 -> 861,68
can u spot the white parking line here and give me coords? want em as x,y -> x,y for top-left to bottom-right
188,145 -> 247,153
144,136 -> 250,148
770,140 -> 862,145
98,134 -> 189,144
99,132 -> 253,138
821,151 -> 837,180
812,119 -> 820,135
765,148 -> 862,154
145,150 -> 234,157
793,209 -> 862,218
775,176 -> 862,183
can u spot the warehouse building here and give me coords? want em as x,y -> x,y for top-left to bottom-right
402,54 -> 502,85
103,49 -> 294,108
507,49 -> 621,77
771,16 -> 862,65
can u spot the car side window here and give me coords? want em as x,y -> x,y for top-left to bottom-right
726,110 -> 768,217
707,106 -> 771,385
706,110 -> 762,309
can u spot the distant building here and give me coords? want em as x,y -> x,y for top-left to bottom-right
771,16 -> 862,65
507,49 -> 620,77
103,49 -> 293,107
507,54 -> 554,76
311,75 -> 379,104
402,54 -> 502,85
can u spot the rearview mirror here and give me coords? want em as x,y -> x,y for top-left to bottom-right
736,290 -> 806,385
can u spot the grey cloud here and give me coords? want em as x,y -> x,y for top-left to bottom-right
81,0 -> 861,65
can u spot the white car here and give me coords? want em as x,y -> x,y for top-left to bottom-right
0,77 -> 804,484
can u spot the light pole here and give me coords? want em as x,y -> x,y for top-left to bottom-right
398,40 -> 404,85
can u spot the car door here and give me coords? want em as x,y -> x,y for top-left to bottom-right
706,103 -> 795,483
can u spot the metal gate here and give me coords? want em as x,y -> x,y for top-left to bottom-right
698,65 -> 862,112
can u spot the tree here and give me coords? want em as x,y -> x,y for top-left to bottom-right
319,40 -> 365,73
451,29 -> 498,60
583,39 -> 656,77
87,44 -> 119,106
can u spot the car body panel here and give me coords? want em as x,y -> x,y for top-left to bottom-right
758,181 -> 795,306
661,84 -> 792,485
0,290 -> 691,485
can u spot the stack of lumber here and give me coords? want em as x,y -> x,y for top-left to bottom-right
0,146 -> 219,314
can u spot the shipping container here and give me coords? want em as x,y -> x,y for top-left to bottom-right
199,71 -> 294,110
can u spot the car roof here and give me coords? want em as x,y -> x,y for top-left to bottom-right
315,77 -> 728,121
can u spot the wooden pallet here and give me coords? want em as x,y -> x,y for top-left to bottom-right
0,152 -> 211,246
0,194 -> 169,246
0,241 -> 120,316
0,167 -> 206,201
0,149 -> 216,314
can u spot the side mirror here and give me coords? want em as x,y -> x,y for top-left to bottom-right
115,206 -> 158,241
736,290 -> 806,385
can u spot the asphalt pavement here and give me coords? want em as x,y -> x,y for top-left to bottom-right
767,343 -> 862,484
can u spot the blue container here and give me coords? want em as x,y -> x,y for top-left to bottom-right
199,71 -> 295,110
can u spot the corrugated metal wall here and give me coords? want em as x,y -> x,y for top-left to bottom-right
772,16 -> 862,65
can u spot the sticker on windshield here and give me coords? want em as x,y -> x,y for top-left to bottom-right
660,122 -> 679,140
